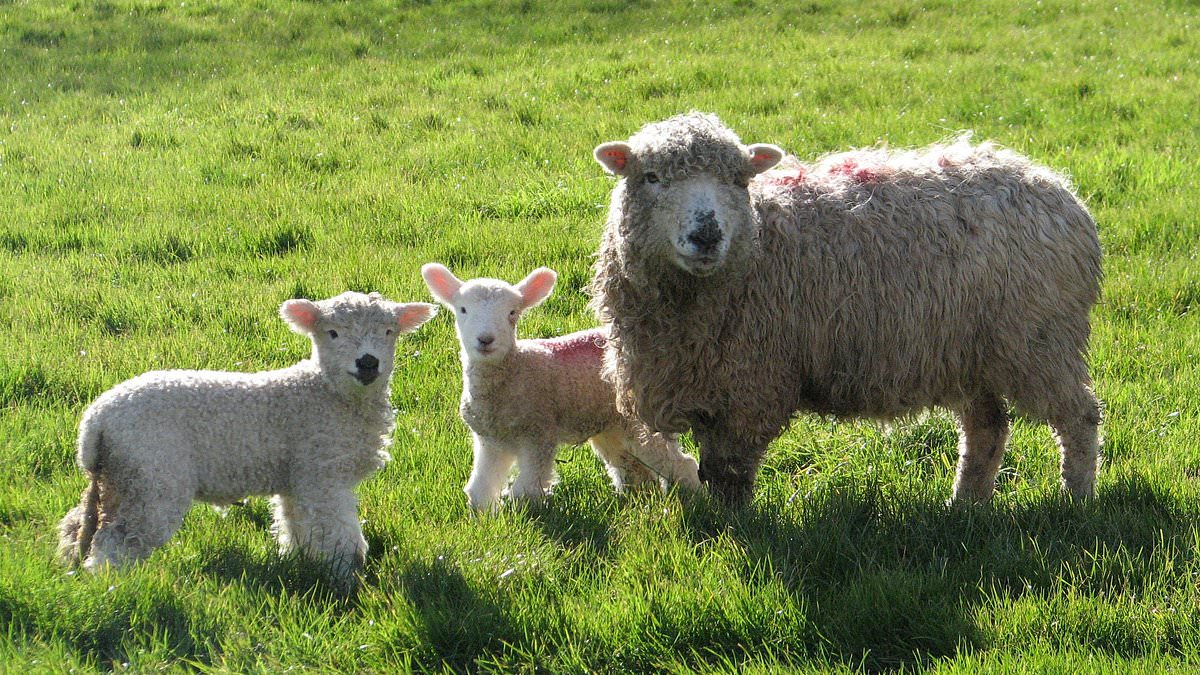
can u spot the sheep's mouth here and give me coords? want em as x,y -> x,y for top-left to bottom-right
350,369 -> 381,385
675,253 -> 723,277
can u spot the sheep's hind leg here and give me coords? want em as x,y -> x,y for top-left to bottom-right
589,427 -> 660,493
694,419 -> 765,507
950,394 -> 1010,505
85,481 -> 190,571
1047,384 -> 1102,499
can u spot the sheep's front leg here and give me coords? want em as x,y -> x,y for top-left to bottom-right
509,441 -> 557,504
273,491 -> 366,588
693,417 -> 765,507
465,434 -> 516,511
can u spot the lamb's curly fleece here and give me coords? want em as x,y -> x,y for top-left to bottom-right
421,263 -> 700,512
56,291 -> 436,587
590,112 -> 1102,505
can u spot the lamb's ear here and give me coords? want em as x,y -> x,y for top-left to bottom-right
516,267 -> 557,309
421,263 -> 462,306
394,303 -> 438,333
280,299 -> 321,334
747,144 -> 785,174
594,142 -> 633,176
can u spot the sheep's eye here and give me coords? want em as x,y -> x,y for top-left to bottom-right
327,329 -> 339,339
458,306 -> 467,315
385,328 -> 393,336
509,310 -> 518,319
644,172 -> 660,184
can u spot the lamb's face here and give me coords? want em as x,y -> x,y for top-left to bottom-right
595,112 -> 784,277
450,281 -> 525,364
421,263 -> 558,367
281,292 -> 437,393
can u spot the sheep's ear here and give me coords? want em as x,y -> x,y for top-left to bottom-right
594,142 -> 633,176
395,303 -> 438,333
747,144 -> 785,174
516,267 -> 557,309
280,299 -> 321,334
421,263 -> 462,306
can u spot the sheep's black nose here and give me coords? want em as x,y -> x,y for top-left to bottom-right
477,334 -> 494,346
687,211 -> 722,251
356,354 -> 379,370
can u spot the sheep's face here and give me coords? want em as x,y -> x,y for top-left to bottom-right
595,112 -> 784,277
422,264 -> 557,366
281,292 -> 437,393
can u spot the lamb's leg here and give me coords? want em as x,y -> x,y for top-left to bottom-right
273,491 -> 366,588
636,431 -> 701,492
464,434 -> 516,511
1047,385 -> 1102,499
950,394 -> 1010,505
85,480 -> 190,570
589,427 -> 659,493
509,441 -> 557,503
693,417 -> 765,507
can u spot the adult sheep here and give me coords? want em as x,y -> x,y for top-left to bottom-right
589,112 -> 1102,506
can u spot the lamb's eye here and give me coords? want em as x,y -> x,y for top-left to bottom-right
327,330 -> 339,339
644,172 -> 660,184
385,328 -> 393,336
459,306 -> 467,315
509,310 -> 518,319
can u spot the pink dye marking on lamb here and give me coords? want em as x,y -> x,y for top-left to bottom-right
534,328 -> 606,365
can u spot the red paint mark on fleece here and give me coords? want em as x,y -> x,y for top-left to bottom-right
829,156 -> 889,184
762,166 -> 809,188
534,328 -> 606,365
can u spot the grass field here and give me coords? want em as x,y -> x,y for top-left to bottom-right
2,0 -> 1199,671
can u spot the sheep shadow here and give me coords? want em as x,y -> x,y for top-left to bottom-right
391,556 -> 526,671
677,473 -> 1198,671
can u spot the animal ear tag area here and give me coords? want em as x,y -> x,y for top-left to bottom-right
748,144 -> 785,174
594,142 -> 633,176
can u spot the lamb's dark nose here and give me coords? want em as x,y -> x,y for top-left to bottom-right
356,354 -> 379,371
687,211 -> 722,252
477,334 -> 495,346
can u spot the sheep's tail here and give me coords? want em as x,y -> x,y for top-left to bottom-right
57,418 -> 103,566
57,477 -> 100,566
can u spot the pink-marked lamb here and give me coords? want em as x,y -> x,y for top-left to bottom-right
590,112 -> 1103,506
421,263 -> 701,511
57,292 -> 437,587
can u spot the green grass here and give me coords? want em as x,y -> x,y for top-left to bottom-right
2,0 -> 1199,671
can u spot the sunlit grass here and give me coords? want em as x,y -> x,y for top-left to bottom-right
2,0 -> 1199,671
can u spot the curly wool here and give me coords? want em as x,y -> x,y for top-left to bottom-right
57,292 -> 436,586
591,112 -> 1102,502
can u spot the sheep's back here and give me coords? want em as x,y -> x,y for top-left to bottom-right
745,148 -> 1100,418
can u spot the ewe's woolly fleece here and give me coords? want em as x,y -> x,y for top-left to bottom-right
591,112 -> 1102,451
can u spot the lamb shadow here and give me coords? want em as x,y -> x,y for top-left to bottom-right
197,544 -> 357,604
679,473 -> 1198,672
394,556 -> 525,671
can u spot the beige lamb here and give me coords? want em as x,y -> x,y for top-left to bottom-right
421,263 -> 701,511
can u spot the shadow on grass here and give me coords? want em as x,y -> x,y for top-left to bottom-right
678,473 -> 1199,672
1,573 -> 219,670
391,556 -> 531,671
